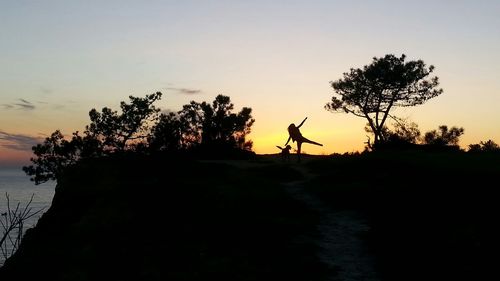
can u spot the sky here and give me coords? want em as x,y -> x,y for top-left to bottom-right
1,0 -> 499,167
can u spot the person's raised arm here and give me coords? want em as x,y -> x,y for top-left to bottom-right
284,135 -> 292,146
297,117 -> 308,128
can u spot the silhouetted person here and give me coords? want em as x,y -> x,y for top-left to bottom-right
276,145 -> 292,162
285,117 -> 322,162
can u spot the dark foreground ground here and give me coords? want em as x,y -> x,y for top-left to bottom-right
304,150 -> 498,281
0,150 -> 498,280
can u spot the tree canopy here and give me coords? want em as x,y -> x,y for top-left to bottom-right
468,140 -> 500,152
197,95 -> 254,150
325,54 -> 443,147
24,92 -> 254,184
150,94 -> 255,151
86,92 -> 162,151
423,125 -> 464,147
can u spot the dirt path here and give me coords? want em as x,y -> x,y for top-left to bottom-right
283,165 -> 379,281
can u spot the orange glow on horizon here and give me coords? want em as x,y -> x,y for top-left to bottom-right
0,149 -> 32,167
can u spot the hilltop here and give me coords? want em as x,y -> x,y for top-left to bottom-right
1,150 -> 498,280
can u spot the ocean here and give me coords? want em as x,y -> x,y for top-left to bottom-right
0,167 -> 56,265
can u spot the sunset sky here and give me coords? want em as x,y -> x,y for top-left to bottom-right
1,0 -> 499,167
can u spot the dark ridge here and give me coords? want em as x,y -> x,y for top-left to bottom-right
0,153 -> 325,281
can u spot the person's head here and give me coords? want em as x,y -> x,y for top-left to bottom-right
288,124 -> 296,131
285,145 -> 291,150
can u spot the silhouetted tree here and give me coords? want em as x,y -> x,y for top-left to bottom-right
390,119 -> 421,144
86,92 -> 162,151
468,139 -> 500,152
24,93 -> 162,183
1,193 -> 43,263
177,101 -> 204,148
148,112 -> 183,151
178,95 -> 255,150
22,131 -> 96,184
364,118 -> 421,150
423,125 -> 464,146
24,92 -> 255,183
325,54 -> 442,147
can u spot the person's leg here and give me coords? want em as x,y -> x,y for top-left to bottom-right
301,136 -> 323,146
297,142 -> 302,162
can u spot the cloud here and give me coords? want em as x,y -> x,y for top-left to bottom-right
40,87 -> 53,95
14,103 -> 36,110
16,99 -> 36,110
0,130 -> 42,151
3,98 -> 36,110
166,87 -> 202,95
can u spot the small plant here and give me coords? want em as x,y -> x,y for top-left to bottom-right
0,193 -> 44,265
468,139 -> 500,152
